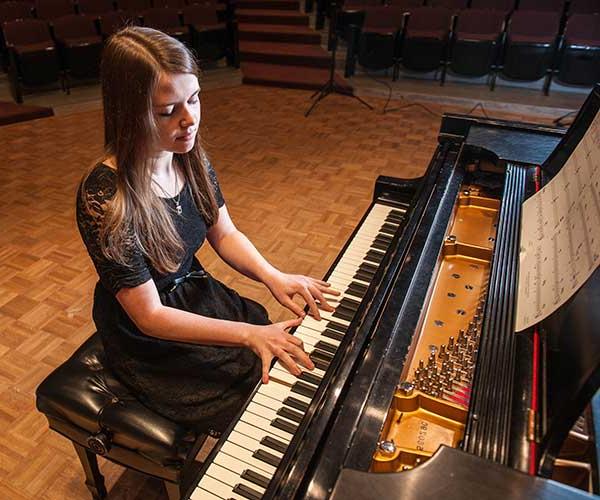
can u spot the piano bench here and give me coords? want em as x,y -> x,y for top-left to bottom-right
35,333 -> 208,500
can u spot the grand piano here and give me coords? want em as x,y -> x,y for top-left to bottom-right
184,86 -> 600,500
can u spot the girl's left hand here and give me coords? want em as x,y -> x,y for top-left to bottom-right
264,270 -> 341,320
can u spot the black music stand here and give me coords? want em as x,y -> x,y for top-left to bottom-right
305,0 -> 373,117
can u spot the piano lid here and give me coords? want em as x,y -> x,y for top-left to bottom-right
543,84 -> 600,178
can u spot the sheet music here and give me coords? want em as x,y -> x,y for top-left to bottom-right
515,109 -> 600,332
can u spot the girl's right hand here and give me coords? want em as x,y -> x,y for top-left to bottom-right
245,317 -> 315,384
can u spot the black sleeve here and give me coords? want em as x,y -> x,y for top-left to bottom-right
76,165 -> 152,294
207,162 -> 225,208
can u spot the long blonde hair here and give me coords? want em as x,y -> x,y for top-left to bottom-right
83,27 -> 219,274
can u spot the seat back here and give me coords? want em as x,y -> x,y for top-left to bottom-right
152,0 -> 186,8
569,0 -> 600,15
115,0 -> 151,13
98,10 -> 138,36
469,0 -> 514,11
518,0 -> 565,13
508,10 -> 560,41
52,13 -> 98,39
143,6 -> 180,28
426,0 -> 467,9
4,17 -> 51,45
386,0 -> 423,7
0,1 -> 33,24
34,0 -> 75,19
77,0 -> 114,15
363,5 -> 404,32
565,13 -> 600,46
405,6 -> 451,38
455,8 -> 504,38
182,4 -> 218,25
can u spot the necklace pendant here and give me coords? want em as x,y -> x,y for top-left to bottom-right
175,202 -> 183,215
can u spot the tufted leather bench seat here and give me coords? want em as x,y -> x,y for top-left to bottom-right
36,333 -> 208,500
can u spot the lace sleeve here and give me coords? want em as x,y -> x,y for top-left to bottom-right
207,162 -> 225,208
76,165 -> 152,295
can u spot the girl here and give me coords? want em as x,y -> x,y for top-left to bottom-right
77,27 -> 338,433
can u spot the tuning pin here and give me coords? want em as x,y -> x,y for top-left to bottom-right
419,359 -> 425,370
448,336 -> 455,349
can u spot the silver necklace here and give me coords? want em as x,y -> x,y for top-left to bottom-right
153,169 -> 183,215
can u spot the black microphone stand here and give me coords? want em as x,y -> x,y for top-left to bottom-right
305,0 -> 373,117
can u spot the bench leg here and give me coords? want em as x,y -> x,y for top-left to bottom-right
164,480 -> 181,500
73,443 -> 107,500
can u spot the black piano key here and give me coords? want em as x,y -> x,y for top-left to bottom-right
311,348 -> 333,363
359,262 -> 378,274
354,270 -> 374,283
333,307 -> 355,322
371,239 -> 388,251
277,406 -> 304,423
254,448 -> 282,467
271,417 -> 298,435
347,281 -> 368,296
323,328 -> 344,341
375,233 -> 393,245
380,223 -> 397,235
390,208 -> 406,217
340,297 -> 361,309
314,340 -> 337,355
365,250 -> 384,264
326,320 -> 347,334
242,469 -> 271,489
386,213 -> 404,224
260,435 -> 288,454
309,354 -> 329,371
233,484 -> 263,500
292,381 -> 317,398
283,396 -> 309,413
298,371 -> 322,386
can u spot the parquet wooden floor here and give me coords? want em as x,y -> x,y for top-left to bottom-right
0,85 -> 557,499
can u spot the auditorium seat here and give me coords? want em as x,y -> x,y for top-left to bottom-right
449,8 -> 504,78
115,0 -> 150,16
337,0 -> 380,42
426,0 -> 467,9
97,9 -> 139,37
569,0 -> 600,14
77,0 -> 115,16
499,10 -> 560,94
0,1 -> 34,69
3,18 -> 62,102
469,0 -> 514,13
34,0 -> 75,20
398,6 -> 452,77
152,0 -> 186,9
52,13 -> 102,85
182,3 -> 228,62
142,6 -> 191,44
344,5 -> 404,77
517,0 -> 565,13
556,13 -> 600,86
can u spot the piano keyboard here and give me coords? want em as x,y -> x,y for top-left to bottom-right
192,202 -> 408,500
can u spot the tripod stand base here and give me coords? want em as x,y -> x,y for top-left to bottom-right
305,80 -> 373,117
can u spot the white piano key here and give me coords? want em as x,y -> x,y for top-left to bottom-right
233,419 -> 289,445
221,441 -> 277,475
240,409 -> 292,442
191,487 -> 223,499
195,474 -> 245,500
258,379 -> 311,406
206,462 -> 266,496
228,430 -> 283,459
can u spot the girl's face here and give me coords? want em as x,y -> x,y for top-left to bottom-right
152,72 -> 201,155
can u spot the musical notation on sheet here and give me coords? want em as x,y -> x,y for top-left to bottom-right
516,109 -> 600,332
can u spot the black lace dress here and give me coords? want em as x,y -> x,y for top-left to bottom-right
76,163 -> 266,433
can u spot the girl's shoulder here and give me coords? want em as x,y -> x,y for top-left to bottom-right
81,162 -> 118,201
